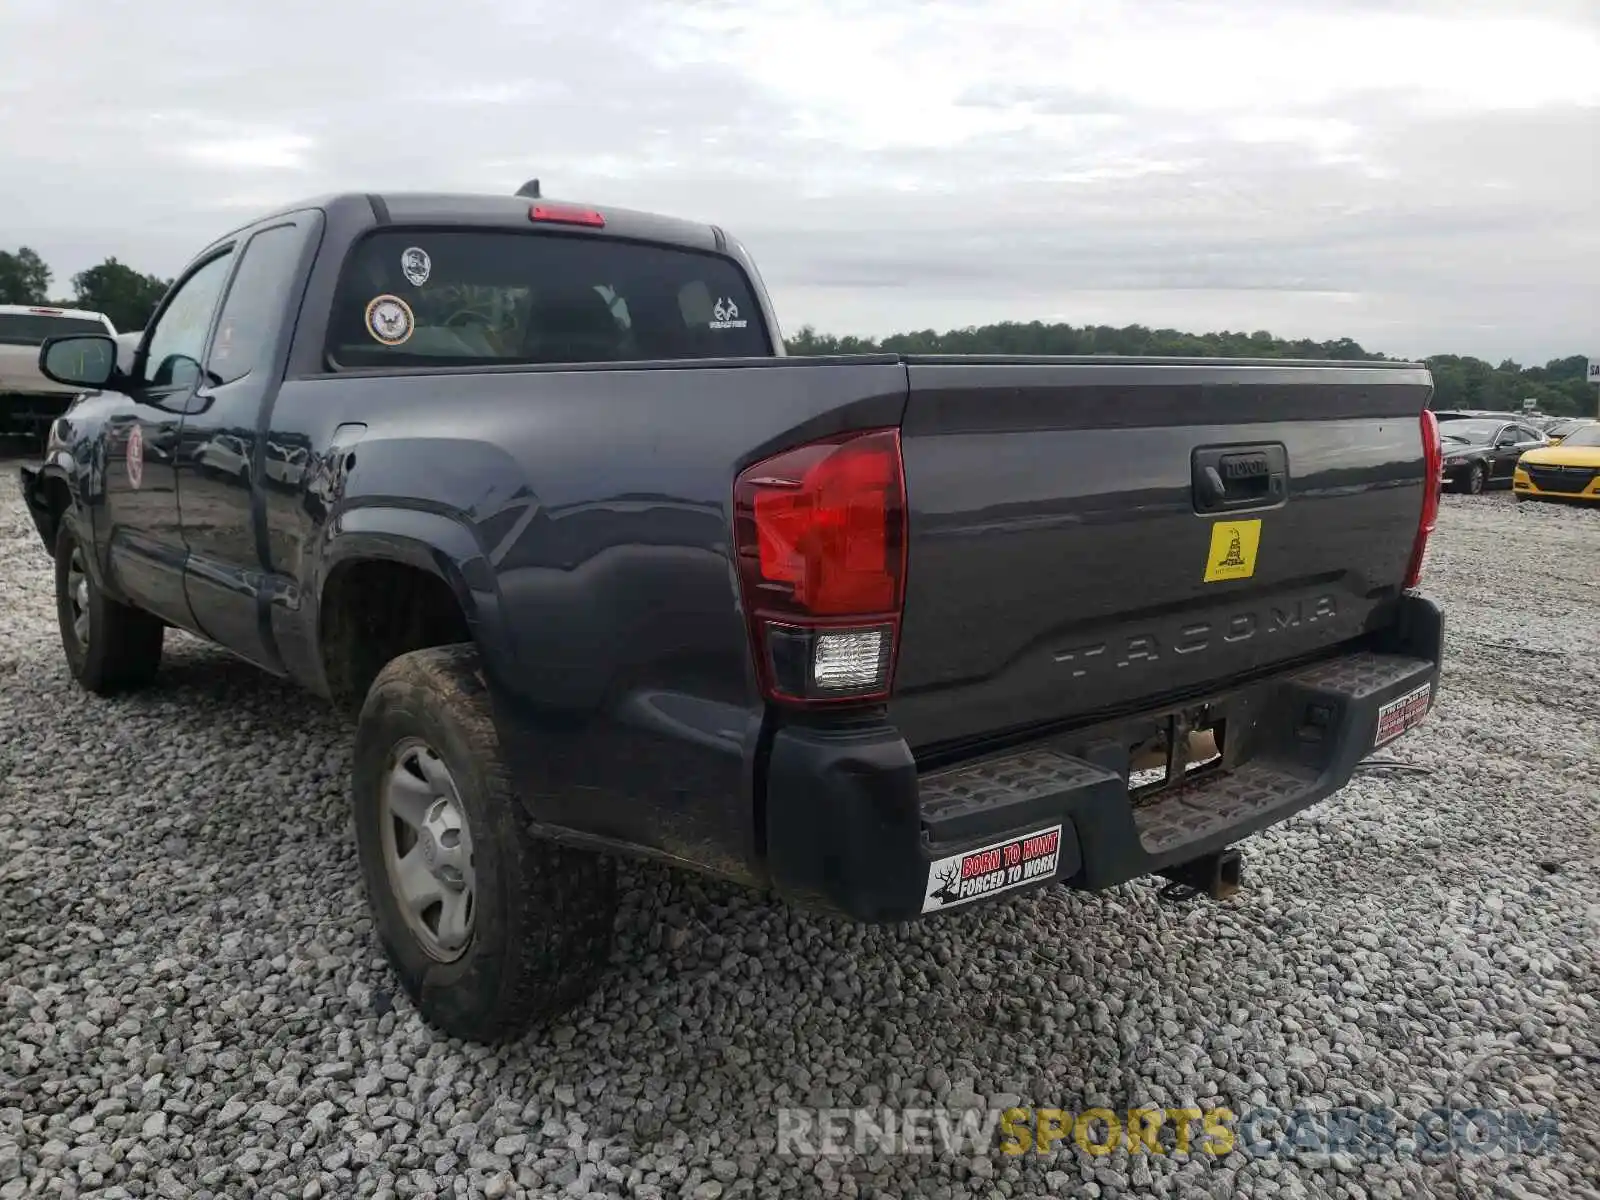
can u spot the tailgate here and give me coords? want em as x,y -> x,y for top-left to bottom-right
889,357 -> 1434,751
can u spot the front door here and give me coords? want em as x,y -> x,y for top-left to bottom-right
175,218 -> 317,671
1489,424 -> 1533,482
100,249 -> 236,631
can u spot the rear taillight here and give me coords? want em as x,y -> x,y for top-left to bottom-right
1405,408 -> 1442,589
733,428 -> 907,704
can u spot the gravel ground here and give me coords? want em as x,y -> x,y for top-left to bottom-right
2,458 -> 1597,1200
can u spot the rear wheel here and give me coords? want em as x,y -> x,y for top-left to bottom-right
352,644 -> 617,1043
54,522 -> 164,694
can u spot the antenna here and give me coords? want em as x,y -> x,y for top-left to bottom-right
515,178 -> 542,199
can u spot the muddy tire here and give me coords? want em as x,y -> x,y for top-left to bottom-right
352,643 -> 617,1043
54,521 -> 164,694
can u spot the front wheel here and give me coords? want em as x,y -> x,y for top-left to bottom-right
1466,462 -> 1487,495
54,522 -> 164,694
352,644 -> 617,1043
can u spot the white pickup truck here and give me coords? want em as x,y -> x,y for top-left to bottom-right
0,304 -> 119,441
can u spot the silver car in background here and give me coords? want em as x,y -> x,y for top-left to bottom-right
0,304 -> 118,442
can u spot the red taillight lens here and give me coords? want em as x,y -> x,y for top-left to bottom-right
1406,408 -> 1442,589
751,437 -> 899,615
734,429 -> 907,704
528,203 -> 605,228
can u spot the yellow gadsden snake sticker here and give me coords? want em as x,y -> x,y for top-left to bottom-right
1203,519 -> 1262,582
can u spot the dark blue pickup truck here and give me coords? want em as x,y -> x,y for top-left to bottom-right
20,189 -> 1445,1042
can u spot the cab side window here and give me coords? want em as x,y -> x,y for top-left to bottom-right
206,224 -> 307,386
139,252 -> 234,391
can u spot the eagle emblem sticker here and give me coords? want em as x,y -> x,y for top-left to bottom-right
364,294 -> 415,346
400,247 -> 431,287
1203,518 -> 1261,582
126,423 -> 144,490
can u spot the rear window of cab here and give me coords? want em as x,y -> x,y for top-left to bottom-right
326,230 -> 770,370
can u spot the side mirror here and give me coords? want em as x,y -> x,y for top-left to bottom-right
39,334 -> 118,390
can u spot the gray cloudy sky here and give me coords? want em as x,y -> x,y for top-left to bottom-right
2,0 -> 1596,361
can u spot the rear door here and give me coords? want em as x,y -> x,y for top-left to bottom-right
1511,423 -> 1548,471
888,358 -> 1434,751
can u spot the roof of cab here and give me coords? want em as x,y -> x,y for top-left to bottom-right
377,193 -> 722,251
236,191 -> 722,254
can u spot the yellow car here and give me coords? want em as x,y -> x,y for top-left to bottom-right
1514,423 -> 1600,502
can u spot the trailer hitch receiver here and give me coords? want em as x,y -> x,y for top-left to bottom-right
1158,847 -> 1242,901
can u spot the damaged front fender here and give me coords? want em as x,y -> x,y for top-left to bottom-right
17,464 -> 59,555
17,436 -> 91,558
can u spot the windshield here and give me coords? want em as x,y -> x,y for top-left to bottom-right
1439,419 -> 1503,442
327,230 -> 771,370
1548,419 -> 1589,437
1560,425 -> 1600,448
0,313 -> 108,346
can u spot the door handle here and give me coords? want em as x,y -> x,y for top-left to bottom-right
1192,444 -> 1289,514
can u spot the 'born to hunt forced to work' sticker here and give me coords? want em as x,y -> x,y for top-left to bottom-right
922,825 -> 1063,913
1373,681 -> 1432,747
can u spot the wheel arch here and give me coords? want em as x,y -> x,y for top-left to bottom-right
314,505 -> 514,713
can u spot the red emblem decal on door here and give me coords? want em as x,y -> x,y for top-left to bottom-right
127,424 -> 144,490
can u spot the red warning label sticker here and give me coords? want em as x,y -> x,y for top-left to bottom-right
921,824 -> 1063,913
1374,681 -> 1432,747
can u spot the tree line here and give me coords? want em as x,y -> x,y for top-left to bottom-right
787,323 -> 1595,416
3,244 -> 1588,416
0,246 -> 170,335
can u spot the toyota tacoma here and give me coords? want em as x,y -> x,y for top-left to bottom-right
20,189 -> 1445,1042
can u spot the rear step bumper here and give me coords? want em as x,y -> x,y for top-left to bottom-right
764,592 -> 1442,922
